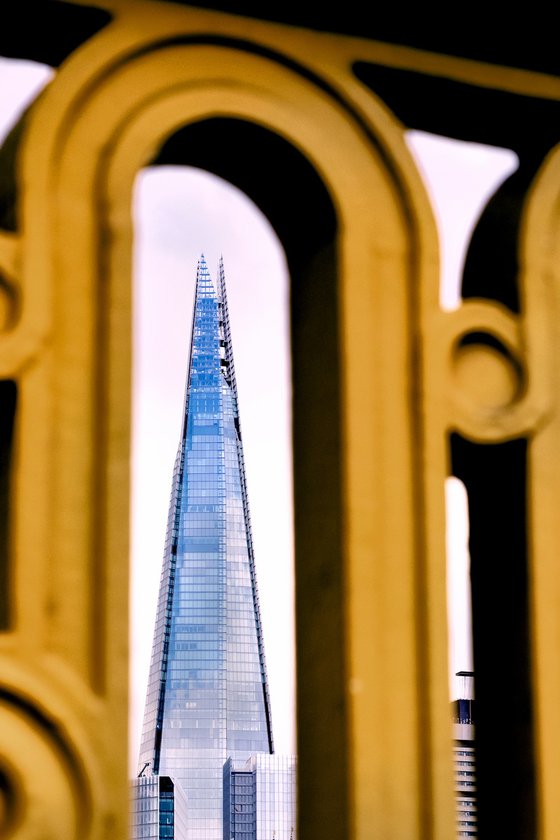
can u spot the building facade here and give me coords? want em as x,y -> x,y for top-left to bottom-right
453,672 -> 476,838
137,256 -> 279,839
224,754 -> 297,840
131,776 -> 189,840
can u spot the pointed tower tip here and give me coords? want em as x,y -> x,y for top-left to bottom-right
196,254 -> 210,276
196,253 -> 216,298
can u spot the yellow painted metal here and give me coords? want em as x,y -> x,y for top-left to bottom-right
1,1 -> 560,838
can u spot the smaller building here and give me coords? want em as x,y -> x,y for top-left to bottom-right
131,775 -> 189,840
452,671 -> 476,838
223,754 -> 297,840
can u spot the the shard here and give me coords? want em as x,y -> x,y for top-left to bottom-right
137,256 -> 274,840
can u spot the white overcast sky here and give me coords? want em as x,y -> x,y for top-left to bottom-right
0,56 -> 518,772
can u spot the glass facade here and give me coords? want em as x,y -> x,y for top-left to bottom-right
131,776 -> 189,840
223,754 -> 297,840
453,672 -> 477,838
138,256 -> 274,840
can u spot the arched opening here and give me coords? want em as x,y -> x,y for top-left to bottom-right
130,164 -> 294,758
131,116 -> 345,838
2,46 -> 420,838
376,59 -> 560,833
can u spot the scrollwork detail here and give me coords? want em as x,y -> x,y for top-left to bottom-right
0,687 -> 92,840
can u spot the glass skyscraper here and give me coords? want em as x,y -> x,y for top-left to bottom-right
137,256 -> 278,840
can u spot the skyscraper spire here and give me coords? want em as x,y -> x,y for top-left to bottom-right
138,256 -> 273,840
